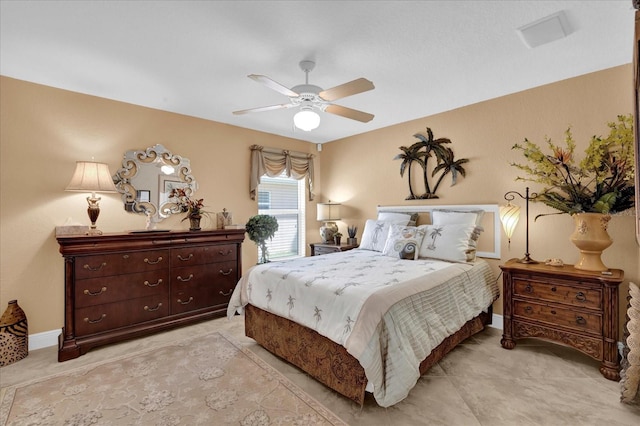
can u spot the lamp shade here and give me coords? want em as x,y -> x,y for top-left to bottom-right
65,161 -> 118,193
499,202 -> 521,241
317,202 -> 341,222
294,109 -> 320,131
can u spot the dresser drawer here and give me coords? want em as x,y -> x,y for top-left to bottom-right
75,270 -> 170,308
75,295 -> 169,335
513,300 -> 602,335
513,278 -> 601,310
75,249 -> 169,279
171,244 -> 237,266
314,246 -> 340,255
171,261 -> 238,314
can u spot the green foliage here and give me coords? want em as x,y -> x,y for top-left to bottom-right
245,215 -> 279,245
511,114 -> 635,215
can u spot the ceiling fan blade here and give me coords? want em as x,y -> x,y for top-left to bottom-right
248,74 -> 299,97
233,103 -> 296,115
325,104 -> 374,123
319,78 -> 375,101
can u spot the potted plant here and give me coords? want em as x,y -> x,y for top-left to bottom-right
347,225 -> 358,245
245,215 -> 279,264
169,188 -> 209,231
333,232 -> 342,245
511,114 -> 635,270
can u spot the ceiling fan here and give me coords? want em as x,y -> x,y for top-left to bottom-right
233,60 -> 375,131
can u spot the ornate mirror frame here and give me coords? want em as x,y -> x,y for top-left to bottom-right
114,144 -> 197,224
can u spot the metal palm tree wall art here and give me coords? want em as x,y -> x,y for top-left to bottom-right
394,127 -> 469,200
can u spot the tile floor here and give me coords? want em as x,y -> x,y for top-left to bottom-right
1,316 -> 639,425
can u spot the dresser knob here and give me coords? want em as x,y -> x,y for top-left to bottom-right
524,306 -> 533,313
524,284 -> 533,293
84,287 -> 107,296
144,303 -> 163,312
84,313 -> 106,324
576,316 -> 586,325
575,292 -> 586,302
144,279 -> 163,287
83,262 -> 107,272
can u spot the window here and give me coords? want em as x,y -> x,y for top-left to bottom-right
257,174 -> 306,260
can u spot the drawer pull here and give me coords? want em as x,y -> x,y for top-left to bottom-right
144,303 -> 163,312
144,256 -> 163,265
218,249 -> 233,256
219,289 -> 233,297
551,287 -> 557,292
123,254 -> 130,259
576,316 -> 586,325
177,254 -> 194,261
84,313 -> 106,324
83,262 -> 107,272
144,279 -> 163,287
575,292 -> 587,302
83,287 -> 107,296
219,268 -> 233,276
550,310 -> 556,315
177,274 -> 194,282
524,306 -> 533,313
178,297 -> 194,305
524,284 -> 533,293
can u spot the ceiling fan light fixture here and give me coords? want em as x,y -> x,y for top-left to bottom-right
293,108 -> 320,131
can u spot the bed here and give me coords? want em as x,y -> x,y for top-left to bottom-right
227,205 -> 501,407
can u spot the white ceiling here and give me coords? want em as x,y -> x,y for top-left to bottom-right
0,1 -> 634,144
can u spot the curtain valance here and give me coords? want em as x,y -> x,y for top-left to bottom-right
250,145 -> 315,201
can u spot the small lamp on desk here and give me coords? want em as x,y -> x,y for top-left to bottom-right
317,201 -> 341,243
500,187 -> 539,264
65,161 -> 118,235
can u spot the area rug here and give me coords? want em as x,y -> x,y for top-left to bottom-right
0,331 -> 347,425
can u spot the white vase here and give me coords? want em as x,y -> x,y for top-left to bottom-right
570,213 -> 613,271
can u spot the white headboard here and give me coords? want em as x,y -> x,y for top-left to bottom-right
377,204 -> 501,259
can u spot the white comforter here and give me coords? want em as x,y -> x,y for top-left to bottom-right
227,249 -> 499,406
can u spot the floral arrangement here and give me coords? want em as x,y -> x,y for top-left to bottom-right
511,114 -> 635,216
169,188 -> 206,220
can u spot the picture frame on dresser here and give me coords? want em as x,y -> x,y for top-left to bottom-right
57,229 -> 244,361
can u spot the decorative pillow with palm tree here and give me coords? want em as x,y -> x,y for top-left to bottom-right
359,220 -> 395,252
418,224 -> 478,262
382,224 -> 427,260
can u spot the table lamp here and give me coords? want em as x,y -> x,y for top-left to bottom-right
65,161 -> 118,235
317,202 -> 341,243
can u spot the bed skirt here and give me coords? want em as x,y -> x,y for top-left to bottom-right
245,303 -> 493,406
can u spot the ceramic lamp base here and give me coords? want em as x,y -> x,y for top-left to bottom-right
319,221 -> 338,243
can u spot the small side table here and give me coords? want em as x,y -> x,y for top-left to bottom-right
310,242 -> 358,256
500,259 -> 623,381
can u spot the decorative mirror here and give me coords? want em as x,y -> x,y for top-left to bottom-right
114,144 -> 197,224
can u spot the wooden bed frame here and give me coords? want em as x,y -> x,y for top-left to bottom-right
245,303 -> 493,405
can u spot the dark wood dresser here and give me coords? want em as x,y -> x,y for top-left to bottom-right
57,229 -> 244,361
500,259 -> 623,380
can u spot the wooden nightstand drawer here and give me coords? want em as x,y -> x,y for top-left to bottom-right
513,278 -> 602,310
310,242 -> 358,256
514,300 -> 602,335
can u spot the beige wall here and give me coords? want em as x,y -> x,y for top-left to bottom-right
321,64 -> 639,331
0,76 -> 319,334
1,64 -> 638,340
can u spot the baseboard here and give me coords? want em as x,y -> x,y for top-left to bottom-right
490,313 -> 503,330
29,329 -> 60,351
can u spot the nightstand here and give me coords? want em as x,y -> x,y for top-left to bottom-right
500,259 -> 623,381
309,242 -> 358,256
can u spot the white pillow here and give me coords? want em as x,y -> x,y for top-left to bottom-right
382,224 -> 426,260
431,209 -> 485,226
376,211 -> 418,226
359,220 -> 393,252
419,224 -> 478,262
